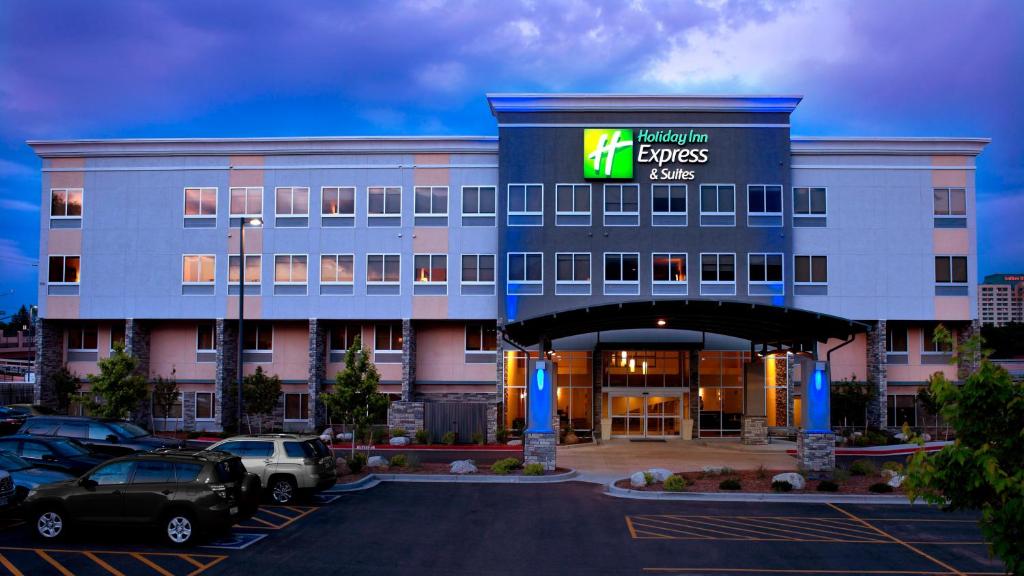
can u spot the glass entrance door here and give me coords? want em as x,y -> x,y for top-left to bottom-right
609,393 -> 681,438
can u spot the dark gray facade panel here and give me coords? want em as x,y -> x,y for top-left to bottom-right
47,286 -> 79,296
935,286 -> 968,296
183,218 -> 216,229
793,217 -> 827,228
794,284 -> 828,296
182,285 -> 215,296
933,217 -> 967,229
321,216 -> 355,228
275,216 -> 308,228
320,285 -> 354,296
49,219 -> 81,229
228,285 -> 261,296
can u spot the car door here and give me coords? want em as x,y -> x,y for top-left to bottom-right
121,460 -> 175,524
65,460 -> 133,524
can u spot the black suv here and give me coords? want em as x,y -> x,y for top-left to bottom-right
23,450 -> 260,546
18,416 -> 182,455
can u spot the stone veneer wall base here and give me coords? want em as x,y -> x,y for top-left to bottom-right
33,319 -> 63,409
524,431 -> 556,471
741,416 -> 768,445
798,430 -> 835,478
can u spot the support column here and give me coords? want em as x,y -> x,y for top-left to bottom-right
494,332 -> 505,443
591,349 -> 602,442
688,349 -> 700,439
401,319 -> 415,401
798,431 -> 836,478
866,321 -> 888,429
182,392 -> 197,432
308,319 -> 327,430
742,359 -> 768,445
215,319 -> 238,432
125,319 -> 151,427
33,318 -> 63,410
956,320 -> 981,380
523,356 -> 556,470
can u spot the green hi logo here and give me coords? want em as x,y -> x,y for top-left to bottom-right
584,128 -> 633,179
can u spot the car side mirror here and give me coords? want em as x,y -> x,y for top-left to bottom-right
105,434 -> 119,444
80,478 -> 97,489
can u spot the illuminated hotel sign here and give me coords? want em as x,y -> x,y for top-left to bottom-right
584,128 -> 710,181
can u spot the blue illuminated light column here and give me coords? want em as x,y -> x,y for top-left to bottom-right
523,358 -> 557,470
798,359 -> 835,477
802,362 -> 831,432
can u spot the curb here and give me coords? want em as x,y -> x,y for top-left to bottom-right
326,475 -> 381,492
604,483 -> 918,505
327,469 -> 579,490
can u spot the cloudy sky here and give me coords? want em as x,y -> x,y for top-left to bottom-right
0,0 -> 1022,317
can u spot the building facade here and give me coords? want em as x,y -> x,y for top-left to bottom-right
978,274 -> 1024,326
29,94 -> 987,442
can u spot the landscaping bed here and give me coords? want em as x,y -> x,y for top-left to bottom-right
335,457 -> 569,480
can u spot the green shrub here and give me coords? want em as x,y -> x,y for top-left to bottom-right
881,461 -> 904,473
719,478 -> 742,490
643,471 -> 655,486
347,452 -> 368,474
720,467 -> 735,476
817,480 -> 840,492
405,453 -> 421,470
496,427 -> 509,443
491,457 -> 522,475
523,463 -> 544,476
415,429 -> 430,444
832,468 -> 851,483
390,454 -> 408,468
371,428 -> 388,444
471,432 -> 485,445
771,480 -> 793,492
663,475 -> 688,492
755,465 -> 769,480
869,482 -> 894,493
390,427 -> 407,438
850,459 -> 877,476
442,431 -> 457,446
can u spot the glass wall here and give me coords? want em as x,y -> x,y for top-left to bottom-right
503,351 -> 534,436
698,351 -> 747,437
602,350 -> 688,388
554,351 -> 593,436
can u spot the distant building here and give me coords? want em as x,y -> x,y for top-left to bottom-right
979,274 -> 1024,326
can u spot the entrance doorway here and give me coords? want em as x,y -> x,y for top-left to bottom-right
609,392 -> 682,438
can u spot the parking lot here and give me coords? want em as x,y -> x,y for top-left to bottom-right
0,483 -> 1006,575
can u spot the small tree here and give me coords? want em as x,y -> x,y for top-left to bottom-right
87,342 -> 148,420
243,366 -> 282,434
52,365 -> 80,415
321,335 -> 388,459
152,368 -> 180,433
905,326 -> 1024,574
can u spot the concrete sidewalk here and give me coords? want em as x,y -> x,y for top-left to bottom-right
558,438 -> 797,484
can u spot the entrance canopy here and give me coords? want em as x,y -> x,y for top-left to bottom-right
502,299 -> 869,348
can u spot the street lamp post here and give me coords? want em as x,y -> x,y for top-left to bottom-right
237,216 -> 262,431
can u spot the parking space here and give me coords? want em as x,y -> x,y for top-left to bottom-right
0,546 -> 226,576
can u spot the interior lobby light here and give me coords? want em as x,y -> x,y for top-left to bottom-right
656,319 -> 667,327
628,358 -> 636,372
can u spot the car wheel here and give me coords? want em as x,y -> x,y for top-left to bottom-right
269,476 -> 297,504
163,511 -> 196,546
34,508 -> 67,541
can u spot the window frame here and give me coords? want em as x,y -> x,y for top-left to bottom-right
793,186 -> 828,217
603,252 -> 640,283
413,254 -> 448,285
747,253 -> 785,286
651,253 -> 688,285
320,186 -> 356,217
603,183 -> 640,216
195,391 -> 216,421
152,392 -> 184,422
507,183 -> 544,225
651,184 -> 687,218
196,323 -> 216,353
554,183 -> 592,221
273,254 -> 309,286
506,252 -> 543,286
373,323 -> 403,353
228,254 -> 262,285
283,393 -> 310,422
793,255 -> 828,285
67,325 -> 99,352
699,252 -> 738,294
933,187 -> 967,217
228,187 -> 264,218
886,325 -> 908,354
181,254 -> 216,286
50,188 -> 84,220
329,324 -> 362,352
274,186 -> 310,217
460,254 -> 496,286
699,184 -> 736,217
460,185 -> 497,217
413,185 -> 449,217
366,254 -> 401,285
243,323 -> 273,352
555,252 -> 592,293
367,186 -> 402,218
48,255 -> 81,285
747,184 -> 784,217
922,324 -> 954,354
319,254 -> 355,285
934,255 -> 968,285
182,187 -> 216,219
465,322 -> 497,353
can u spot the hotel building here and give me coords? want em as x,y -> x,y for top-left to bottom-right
978,274 -> 1024,327
29,94 -> 987,444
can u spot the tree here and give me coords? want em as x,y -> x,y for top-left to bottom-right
52,365 -> 80,415
5,305 -> 32,332
830,373 -> 872,429
320,335 -> 388,459
905,326 -> 1024,574
87,343 -> 149,420
243,366 -> 282,434
152,368 -> 180,433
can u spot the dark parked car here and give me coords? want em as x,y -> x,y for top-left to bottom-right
0,450 -> 75,504
0,470 -> 14,513
0,435 -> 110,476
23,450 -> 261,546
18,416 -> 182,455
5,404 -> 58,417
0,407 -> 28,435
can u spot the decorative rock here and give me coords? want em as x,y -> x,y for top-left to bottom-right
389,436 -> 410,446
771,472 -> 806,490
894,432 -> 908,441
336,432 -> 353,440
887,474 -> 906,488
630,471 -> 648,488
367,456 -> 388,468
701,465 -> 724,475
647,468 -> 673,482
922,433 -> 932,442
320,428 -> 334,443
881,469 -> 898,480
450,459 -> 477,475
506,439 -> 522,446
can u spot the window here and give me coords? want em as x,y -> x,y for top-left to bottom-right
507,253 -> 543,283
508,184 -> 543,225
110,324 -> 125,349
229,187 -> 263,217
461,254 -> 495,284
555,184 -> 591,222
68,325 -> 99,351
152,392 -> 183,420
374,323 -> 403,351
321,186 -> 356,216
90,461 -> 133,486
284,441 -> 315,458
749,254 -> 784,283
274,254 -> 308,285
604,184 -> 639,214
133,460 -> 175,484
923,324 -> 954,353
604,253 -> 639,282
243,322 -> 272,351
465,323 -> 497,352
935,256 -> 968,284
197,323 -> 215,352
886,326 -> 908,353
228,255 -> 261,284
748,185 -> 783,214
320,254 -> 354,284
701,254 -> 736,282
700,184 -> 735,214
888,395 -> 917,428
284,393 -> 309,421
414,186 -> 448,216
461,186 -> 496,216
330,324 -> 362,351
48,255 -> 80,284
182,255 -> 215,284
368,186 -> 401,216
652,184 -> 686,214
652,253 -> 687,283
794,255 -> 827,284
175,462 -> 204,482
196,392 -> 215,420
51,188 -> 83,218
793,187 -> 827,215
275,187 -> 309,216
184,187 -> 216,217
933,188 -> 966,216
414,254 -> 447,284
555,253 -> 591,290
367,254 -> 400,284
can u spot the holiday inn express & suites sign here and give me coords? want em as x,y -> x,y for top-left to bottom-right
583,128 -> 710,181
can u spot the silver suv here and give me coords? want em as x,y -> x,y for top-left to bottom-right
205,435 -> 336,504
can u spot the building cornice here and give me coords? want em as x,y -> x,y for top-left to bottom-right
26,136 -> 499,158
486,93 -> 803,114
790,136 -> 990,156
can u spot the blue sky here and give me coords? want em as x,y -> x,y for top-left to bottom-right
1,0 -> 1022,317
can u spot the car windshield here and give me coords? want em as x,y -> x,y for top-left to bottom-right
0,451 -> 32,472
50,439 -> 91,457
106,421 -> 149,439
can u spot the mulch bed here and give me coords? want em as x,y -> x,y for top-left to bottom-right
614,469 -> 905,495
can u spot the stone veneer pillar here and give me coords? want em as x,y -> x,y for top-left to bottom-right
308,319 -> 327,430
494,332 -> 505,443
401,319 -> 415,402
741,417 -> 768,445
591,350 -> 602,442
182,391 -> 197,432
125,319 -> 152,427
866,320 -> 888,429
798,431 -> 836,478
689,349 -> 701,439
215,319 -> 238,432
33,318 -> 63,409
524,432 -> 556,470
956,320 -> 981,381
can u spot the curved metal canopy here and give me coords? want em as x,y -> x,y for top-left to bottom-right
502,299 -> 869,348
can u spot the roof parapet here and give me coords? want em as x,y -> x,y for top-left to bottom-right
486,93 -> 803,115
790,136 -> 990,156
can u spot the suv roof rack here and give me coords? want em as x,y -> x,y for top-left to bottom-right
148,448 -> 222,460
